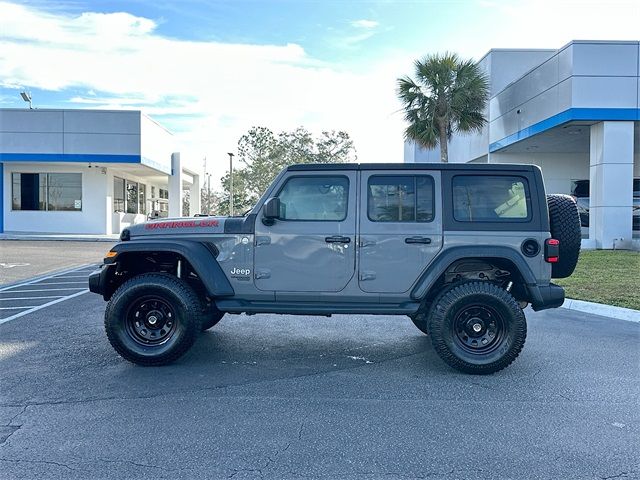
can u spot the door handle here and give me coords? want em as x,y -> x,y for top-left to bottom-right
405,236 -> 431,244
325,236 -> 351,243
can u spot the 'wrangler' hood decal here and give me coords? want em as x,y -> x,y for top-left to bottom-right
126,216 -> 228,237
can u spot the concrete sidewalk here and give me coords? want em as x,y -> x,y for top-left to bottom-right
0,232 -> 119,242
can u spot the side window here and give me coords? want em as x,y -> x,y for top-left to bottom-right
453,175 -> 530,222
277,176 -> 349,221
368,175 -> 434,222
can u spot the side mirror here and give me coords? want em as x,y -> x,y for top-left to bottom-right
262,197 -> 280,224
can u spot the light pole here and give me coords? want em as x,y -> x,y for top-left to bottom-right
227,152 -> 235,216
203,156 -> 209,214
206,173 -> 212,214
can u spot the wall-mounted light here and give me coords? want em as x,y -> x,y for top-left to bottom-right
20,91 -> 33,109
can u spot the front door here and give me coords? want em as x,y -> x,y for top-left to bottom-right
254,172 -> 357,292
358,170 -> 443,293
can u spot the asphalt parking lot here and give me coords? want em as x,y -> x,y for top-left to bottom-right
0,267 -> 638,480
0,265 -> 97,323
0,241 -> 114,285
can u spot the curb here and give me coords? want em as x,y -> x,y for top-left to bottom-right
562,298 -> 640,323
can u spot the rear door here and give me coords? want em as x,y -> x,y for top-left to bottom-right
358,170 -> 443,293
254,172 -> 356,292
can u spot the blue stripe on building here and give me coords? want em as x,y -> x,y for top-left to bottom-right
0,162 -> 3,233
489,108 -> 640,152
0,153 -> 141,163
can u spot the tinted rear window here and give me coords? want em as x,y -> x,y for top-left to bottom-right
453,175 -> 531,222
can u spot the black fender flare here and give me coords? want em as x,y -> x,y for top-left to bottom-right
106,240 -> 234,298
410,245 -> 546,308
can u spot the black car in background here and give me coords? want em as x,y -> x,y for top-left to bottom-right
571,178 -> 640,232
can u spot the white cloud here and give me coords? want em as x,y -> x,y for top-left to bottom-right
1,0 -> 639,184
351,19 -> 379,29
0,2 -> 407,182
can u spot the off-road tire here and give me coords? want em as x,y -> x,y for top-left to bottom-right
105,273 -> 201,366
427,281 -> 527,375
547,194 -> 581,279
201,309 -> 225,331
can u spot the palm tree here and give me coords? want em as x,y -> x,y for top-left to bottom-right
397,52 -> 489,163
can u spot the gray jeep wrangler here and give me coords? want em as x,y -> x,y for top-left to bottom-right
89,163 -> 581,374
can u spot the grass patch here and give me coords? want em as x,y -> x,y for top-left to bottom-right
555,250 -> 640,310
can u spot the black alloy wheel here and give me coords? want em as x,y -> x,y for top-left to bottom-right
125,296 -> 178,345
452,304 -> 506,355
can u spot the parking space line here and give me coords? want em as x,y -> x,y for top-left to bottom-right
0,264 -> 98,292
0,289 -> 89,325
52,275 -> 90,279
26,281 -> 88,286
0,306 -> 38,310
0,296 -> 65,301
1,288 -> 88,293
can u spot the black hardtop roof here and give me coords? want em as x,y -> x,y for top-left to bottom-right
286,163 -> 537,172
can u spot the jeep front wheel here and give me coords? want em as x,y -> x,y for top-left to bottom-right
427,282 -> 527,375
104,273 -> 201,366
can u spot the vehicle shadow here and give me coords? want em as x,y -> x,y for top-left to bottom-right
0,312 -> 545,408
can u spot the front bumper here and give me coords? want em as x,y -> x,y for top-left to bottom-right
88,264 -> 114,298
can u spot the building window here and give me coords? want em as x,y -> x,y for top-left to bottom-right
126,180 -> 138,214
11,173 -> 82,211
452,175 -> 530,222
139,183 -> 146,215
368,175 -> 434,222
114,177 -> 125,212
276,176 -> 349,221
114,177 -> 148,214
159,188 -> 169,212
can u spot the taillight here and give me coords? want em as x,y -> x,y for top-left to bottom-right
545,238 -> 560,263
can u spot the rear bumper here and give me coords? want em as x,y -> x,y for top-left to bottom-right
530,283 -> 565,311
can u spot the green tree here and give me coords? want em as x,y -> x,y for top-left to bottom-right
217,126 -> 356,215
182,189 -> 190,217
200,185 -> 221,216
397,52 -> 489,163
218,169 -> 252,216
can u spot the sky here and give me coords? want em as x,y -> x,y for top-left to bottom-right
1,0 -> 639,183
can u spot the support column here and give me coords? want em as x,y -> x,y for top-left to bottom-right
0,162 -> 4,233
589,121 -> 634,249
168,152 -> 183,218
189,173 -> 201,216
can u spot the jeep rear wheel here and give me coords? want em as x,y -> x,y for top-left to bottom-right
428,282 -> 526,375
105,273 -> 201,366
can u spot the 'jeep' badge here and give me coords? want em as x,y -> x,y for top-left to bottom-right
230,267 -> 251,278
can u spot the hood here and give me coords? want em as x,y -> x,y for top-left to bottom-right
124,216 -> 228,238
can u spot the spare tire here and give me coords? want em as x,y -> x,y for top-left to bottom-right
547,194 -> 581,278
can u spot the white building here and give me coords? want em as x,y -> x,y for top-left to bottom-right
404,40 -> 640,249
0,108 -> 202,235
